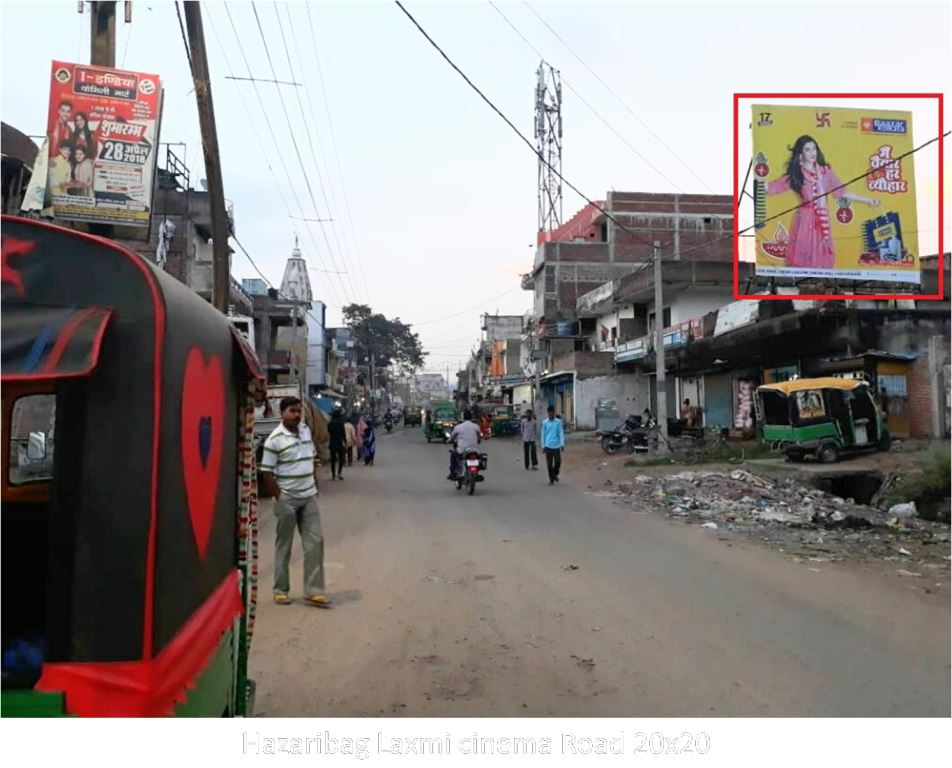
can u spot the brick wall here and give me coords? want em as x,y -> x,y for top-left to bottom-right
907,352 -> 935,438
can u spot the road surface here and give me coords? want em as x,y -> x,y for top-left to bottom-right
248,427 -> 950,717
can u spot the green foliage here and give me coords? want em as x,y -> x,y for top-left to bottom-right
342,303 -> 426,376
885,451 -> 951,521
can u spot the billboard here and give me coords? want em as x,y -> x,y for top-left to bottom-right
46,60 -> 162,227
751,104 -> 919,284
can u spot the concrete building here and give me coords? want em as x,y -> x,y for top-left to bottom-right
1,123 -> 37,214
521,191 -> 739,428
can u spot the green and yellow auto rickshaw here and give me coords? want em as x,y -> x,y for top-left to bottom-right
403,407 -> 422,427
424,401 -> 457,442
756,377 -> 891,463
1,216 -> 263,716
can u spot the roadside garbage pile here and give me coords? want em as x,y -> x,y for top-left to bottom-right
613,469 -> 951,573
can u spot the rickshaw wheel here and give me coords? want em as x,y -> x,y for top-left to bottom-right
818,443 -> 839,464
877,434 -> 892,452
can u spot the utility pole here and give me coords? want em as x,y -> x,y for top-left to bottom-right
653,241 -> 668,445
183,2 -> 231,314
90,1 -> 116,67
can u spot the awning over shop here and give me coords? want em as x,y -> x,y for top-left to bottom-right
2,302 -> 113,381
540,370 -> 573,385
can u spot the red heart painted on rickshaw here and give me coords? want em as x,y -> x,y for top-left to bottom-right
181,348 -> 224,559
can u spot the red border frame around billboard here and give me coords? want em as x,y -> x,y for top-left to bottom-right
732,93 -> 944,301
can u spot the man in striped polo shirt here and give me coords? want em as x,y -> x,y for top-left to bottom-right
260,397 -> 331,608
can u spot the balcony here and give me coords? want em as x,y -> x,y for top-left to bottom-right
267,350 -> 291,368
550,350 -> 614,377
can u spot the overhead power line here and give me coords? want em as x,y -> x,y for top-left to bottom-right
409,286 -> 524,326
521,0 -> 718,195
488,1 -> 687,194
251,1 -> 356,304
232,236 -> 329,329
277,3 -> 364,304
394,1 -> 662,263
402,1 -> 949,288
217,3 -> 345,307
301,2 -> 376,305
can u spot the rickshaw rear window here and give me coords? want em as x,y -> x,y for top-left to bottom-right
760,390 -> 790,425
8,395 -> 56,485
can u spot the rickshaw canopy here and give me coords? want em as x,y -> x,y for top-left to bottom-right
758,377 -> 868,395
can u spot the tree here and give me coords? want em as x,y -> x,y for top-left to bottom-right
342,304 -> 426,379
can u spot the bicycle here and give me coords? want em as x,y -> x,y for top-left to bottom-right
683,428 -> 746,465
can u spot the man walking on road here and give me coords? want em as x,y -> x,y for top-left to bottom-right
344,417 -> 356,466
260,397 -> 331,608
328,409 -> 347,481
541,405 -> 565,485
522,409 -> 539,471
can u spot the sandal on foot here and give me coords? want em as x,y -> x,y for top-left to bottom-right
274,594 -> 291,605
305,594 -> 333,608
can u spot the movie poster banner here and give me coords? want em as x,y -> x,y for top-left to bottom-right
46,60 -> 162,227
751,104 -> 919,284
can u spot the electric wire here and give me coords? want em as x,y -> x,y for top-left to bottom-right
232,236 -> 327,329
273,4 -> 364,304
521,0 -> 719,195
676,130 -> 951,264
174,1 -> 192,71
301,2 -> 376,304
251,1 -> 354,305
488,1 -> 688,194
409,285 -> 524,326
221,4 -> 345,308
394,1 -> 662,262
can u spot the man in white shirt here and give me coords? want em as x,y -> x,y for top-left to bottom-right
260,397 -> 330,608
447,409 -> 482,479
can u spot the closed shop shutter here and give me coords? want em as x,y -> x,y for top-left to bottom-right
704,373 -> 732,428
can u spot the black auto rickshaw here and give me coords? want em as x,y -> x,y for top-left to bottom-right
1,216 -> 263,716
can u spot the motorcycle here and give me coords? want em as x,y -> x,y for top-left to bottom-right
599,413 -> 656,455
383,414 -> 394,433
448,445 -> 489,496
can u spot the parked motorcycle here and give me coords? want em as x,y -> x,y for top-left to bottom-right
600,413 -> 656,455
449,446 -> 489,495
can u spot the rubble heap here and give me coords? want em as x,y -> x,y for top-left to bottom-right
607,469 -> 950,572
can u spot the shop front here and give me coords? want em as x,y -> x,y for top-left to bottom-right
541,372 -> 574,426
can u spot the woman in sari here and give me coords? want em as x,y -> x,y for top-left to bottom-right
764,135 -> 880,270
355,414 -> 367,461
362,418 -> 376,466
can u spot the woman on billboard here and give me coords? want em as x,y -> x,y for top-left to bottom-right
68,112 -> 96,157
764,135 -> 880,269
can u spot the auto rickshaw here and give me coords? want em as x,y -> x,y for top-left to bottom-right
1,216 -> 263,716
756,377 -> 891,463
424,401 -> 457,442
403,407 -> 422,427
490,404 -> 521,438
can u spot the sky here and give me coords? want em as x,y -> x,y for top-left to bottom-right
2,0 -> 949,375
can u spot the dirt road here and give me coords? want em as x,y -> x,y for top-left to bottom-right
248,428 -> 950,717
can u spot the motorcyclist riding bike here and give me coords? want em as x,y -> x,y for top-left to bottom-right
447,409 -> 482,480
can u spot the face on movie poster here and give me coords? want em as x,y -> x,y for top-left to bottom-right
751,104 -> 919,284
46,60 -> 162,227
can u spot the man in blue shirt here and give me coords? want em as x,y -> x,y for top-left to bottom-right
540,405 -> 565,485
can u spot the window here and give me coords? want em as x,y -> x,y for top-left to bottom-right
647,307 -> 672,334
8,394 -> 56,485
